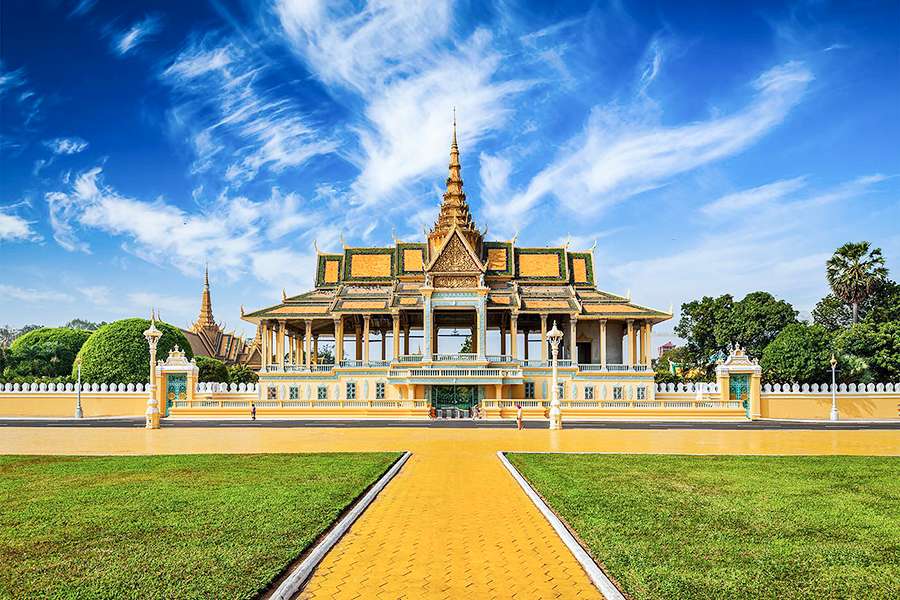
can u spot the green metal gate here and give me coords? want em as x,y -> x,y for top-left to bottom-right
431,385 -> 477,415
729,374 -> 750,418
165,373 -> 187,417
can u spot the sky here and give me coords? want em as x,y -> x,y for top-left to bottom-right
1,0 -> 899,347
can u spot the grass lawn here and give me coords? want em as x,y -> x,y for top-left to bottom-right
508,454 -> 900,600
0,453 -> 400,599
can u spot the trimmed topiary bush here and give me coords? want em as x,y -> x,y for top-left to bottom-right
3,327 -> 92,379
195,356 -> 228,383
227,364 -> 259,384
74,318 -> 193,384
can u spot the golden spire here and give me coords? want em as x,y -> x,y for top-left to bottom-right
196,263 -> 215,329
428,111 -> 481,256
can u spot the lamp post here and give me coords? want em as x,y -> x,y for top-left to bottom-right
830,353 -> 839,422
74,357 -> 83,419
143,312 -> 163,430
547,320 -> 564,430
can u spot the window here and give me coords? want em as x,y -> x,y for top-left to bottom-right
267,386 -> 277,400
346,382 -> 356,400
524,382 -> 535,399
317,385 -> 327,400
557,383 -> 565,399
585,386 -> 594,400
613,386 -> 623,400
636,386 -> 646,401
289,385 -> 299,400
375,382 -> 385,399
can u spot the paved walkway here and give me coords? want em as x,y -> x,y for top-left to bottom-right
2,427 -> 897,599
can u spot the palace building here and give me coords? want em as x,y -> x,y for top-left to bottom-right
182,267 -> 261,369
241,121 -> 671,418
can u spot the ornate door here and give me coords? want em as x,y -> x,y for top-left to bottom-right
431,385 -> 477,415
166,373 -> 187,416
729,374 -> 750,418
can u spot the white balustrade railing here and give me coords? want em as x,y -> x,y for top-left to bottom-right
339,359 -> 364,368
432,353 -> 478,362
486,355 -> 518,364
522,359 -> 548,368
0,382 -> 151,393
761,382 -> 898,393
195,382 -> 259,393
605,364 -> 631,371
406,368 -> 520,378
396,354 -> 423,363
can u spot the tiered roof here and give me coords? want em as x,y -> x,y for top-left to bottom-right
243,119 -> 670,325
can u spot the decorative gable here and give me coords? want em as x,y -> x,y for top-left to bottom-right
428,229 -> 484,273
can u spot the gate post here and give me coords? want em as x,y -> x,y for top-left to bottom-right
715,347 -> 762,420
155,345 -> 199,417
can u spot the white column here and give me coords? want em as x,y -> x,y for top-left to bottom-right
304,320 -> 312,370
599,320 -> 607,369
644,322 -> 653,368
363,314 -> 371,364
423,298 -> 432,361
510,313 -> 518,360
277,320 -> 286,369
569,316 -> 578,365
627,319 -> 636,368
540,314 -> 548,363
334,317 -> 343,363
260,322 -> 269,369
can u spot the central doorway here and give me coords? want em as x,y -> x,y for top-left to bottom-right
431,385 -> 478,418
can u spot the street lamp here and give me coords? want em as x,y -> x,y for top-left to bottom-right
74,357 -> 83,419
830,353 -> 839,422
143,311 -> 163,430
547,320 -> 564,430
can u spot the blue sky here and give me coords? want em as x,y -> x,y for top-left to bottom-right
1,0 -> 898,346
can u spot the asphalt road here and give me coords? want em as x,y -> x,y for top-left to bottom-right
1,418 -> 898,430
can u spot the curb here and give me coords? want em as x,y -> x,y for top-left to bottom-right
497,451 -> 625,600
268,451 -> 412,600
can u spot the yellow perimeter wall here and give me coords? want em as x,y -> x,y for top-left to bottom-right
760,393 -> 899,420
1,388 -> 898,420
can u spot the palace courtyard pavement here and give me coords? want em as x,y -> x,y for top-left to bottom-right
2,426 -> 898,599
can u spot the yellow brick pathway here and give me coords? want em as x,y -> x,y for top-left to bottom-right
2,427 -> 897,599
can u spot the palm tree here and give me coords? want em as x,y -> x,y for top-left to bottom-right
826,242 -> 889,324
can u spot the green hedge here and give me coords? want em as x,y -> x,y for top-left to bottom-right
3,327 -> 92,379
195,356 -> 228,382
74,318 -> 193,384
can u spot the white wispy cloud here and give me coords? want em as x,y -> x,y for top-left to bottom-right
69,0 -> 96,18
44,166 -> 324,291
0,284 -> 73,303
161,37 -> 337,185
701,176 -> 808,217
485,61 -> 814,234
607,173 -> 891,315
0,209 -> 40,242
113,15 -> 161,56
274,1 -> 530,204
43,136 -> 89,155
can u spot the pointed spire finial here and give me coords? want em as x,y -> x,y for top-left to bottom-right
204,262 -> 209,288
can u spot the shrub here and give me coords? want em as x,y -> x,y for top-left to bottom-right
3,328 -> 92,379
195,356 -> 228,383
227,364 -> 259,384
835,321 -> 900,382
74,318 -> 193,384
760,323 -> 832,383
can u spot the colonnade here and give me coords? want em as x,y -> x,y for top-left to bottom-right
257,312 -> 654,369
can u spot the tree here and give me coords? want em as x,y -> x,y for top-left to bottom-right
655,346 -> 700,380
862,280 -> 900,325
75,318 -> 193,384
760,323 -> 833,384
814,280 -> 900,330
195,356 -> 228,382
3,328 -> 92,379
227,364 -> 259,384
826,242 -> 888,323
675,295 -> 733,368
0,324 -> 41,347
720,291 -> 798,358
317,343 -> 334,364
834,321 -> 900,382
64,318 -> 107,331
675,291 -> 797,372
459,335 -> 473,354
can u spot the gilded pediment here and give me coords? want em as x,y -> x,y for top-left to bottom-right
428,229 -> 484,274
